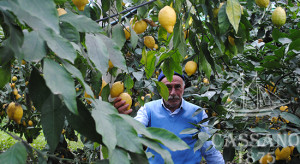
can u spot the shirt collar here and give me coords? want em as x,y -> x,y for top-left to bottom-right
161,98 -> 184,115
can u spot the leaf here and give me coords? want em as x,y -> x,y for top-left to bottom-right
226,0 -> 241,33
110,114 -> 144,153
145,51 -> 156,79
146,127 -> 190,151
22,31 -> 46,62
294,68 -> 300,75
200,41 -> 216,72
116,0 -> 122,12
124,74 -> 134,90
139,137 -> 173,164
130,26 -> 139,49
62,61 -> 93,96
289,38 -> 300,51
128,152 -> 149,164
194,132 -> 210,152
109,147 -> 130,164
112,24 -> 126,49
0,63 -> 11,89
60,10 -> 102,33
180,128 -> 199,135
0,142 -> 27,164
85,33 -> 109,74
65,99 -> 102,143
173,19 -> 184,49
218,3 -> 230,34
43,58 -> 77,114
98,34 -> 127,71
223,145 -> 235,162
154,81 -> 169,101
212,134 -> 224,150
40,94 -> 66,153
91,100 -> 117,152
162,58 -> 175,82
59,22 -> 80,43
280,112 -> 300,126
158,27 -> 168,41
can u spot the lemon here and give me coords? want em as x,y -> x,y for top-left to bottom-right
72,0 -> 89,11
203,78 -> 209,84
228,36 -> 235,46
265,82 -> 276,94
158,6 -> 176,33
84,92 -> 92,104
124,26 -> 131,40
226,98 -> 232,103
25,81 -> 29,86
259,153 -> 273,164
76,88 -> 79,92
28,120 -> 33,127
213,2 -> 224,18
12,76 -> 17,82
184,30 -> 189,39
6,102 -> 16,120
185,61 -> 197,76
271,117 -> 278,123
13,88 -> 18,96
255,0 -> 270,8
16,94 -> 21,100
133,20 -> 148,34
154,44 -> 159,50
108,60 -> 114,69
119,93 -> 132,110
280,106 -> 288,112
141,96 -> 145,101
110,81 -> 124,98
272,7 -> 286,27
99,79 -> 108,96
275,147 -> 291,161
22,120 -> 26,126
57,8 -> 67,16
144,36 -> 156,49
8,102 -> 23,124
21,60 -> 26,65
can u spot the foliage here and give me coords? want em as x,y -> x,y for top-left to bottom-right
0,0 -> 299,163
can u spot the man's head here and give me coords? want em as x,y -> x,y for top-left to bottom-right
159,73 -> 185,111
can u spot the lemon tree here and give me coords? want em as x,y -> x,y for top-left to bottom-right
0,0 -> 299,163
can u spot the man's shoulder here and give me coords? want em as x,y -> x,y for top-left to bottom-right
182,99 -> 201,110
144,99 -> 161,107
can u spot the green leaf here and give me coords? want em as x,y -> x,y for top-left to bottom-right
0,142 -> 27,164
226,0 -> 241,33
0,63 -> 11,89
43,58 -> 77,114
62,61 -> 93,97
129,152 -> 149,164
130,26 -> 139,49
162,58 -> 175,82
116,0 -> 123,12
218,3 -> 230,34
66,99 -> 102,143
280,112 -> 300,126
158,27 -> 168,41
145,51 -> 156,79
154,81 -> 169,101
194,132 -> 210,152
200,41 -> 216,72
92,100 -> 117,152
110,114 -> 144,153
98,34 -> 127,72
40,94 -> 66,153
223,145 -> 235,162
180,128 -> 199,135
22,31 -> 46,62
272,134 -> 289,148
109,147 -> 130,164
85,33 -> 109,74
140,137 -> 173,164
173,19 -> 184,49
147,127 -> 190,151
289,38 -> 300,51
60,10 -> 102,33
124,74 -> 134,90
212,134 -> 224,150
112,24 -> 126,49
59,22 -> 80,43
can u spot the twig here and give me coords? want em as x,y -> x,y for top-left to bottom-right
96,0 -> 157,23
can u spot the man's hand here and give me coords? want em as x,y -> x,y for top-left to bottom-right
113,97 -> 133,114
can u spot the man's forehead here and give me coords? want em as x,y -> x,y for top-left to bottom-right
161,75 -> 184,84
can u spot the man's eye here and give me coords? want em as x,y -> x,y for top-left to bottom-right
175,85 -> 181,89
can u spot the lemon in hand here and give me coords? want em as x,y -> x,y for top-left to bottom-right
158,6 -> 176,33
110,81 -> 124,98
119,93 -> 132,110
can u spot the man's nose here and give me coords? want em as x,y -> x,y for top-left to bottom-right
170,87 -> 176,95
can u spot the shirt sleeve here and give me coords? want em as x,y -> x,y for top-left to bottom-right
200,111 -> 225,164
134,106 -> 149,127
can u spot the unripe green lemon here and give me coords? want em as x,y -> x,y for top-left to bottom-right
255,0 -> 270,8
272,7 -> 286,27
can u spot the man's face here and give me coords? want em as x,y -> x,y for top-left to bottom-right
161,75 -> 185,111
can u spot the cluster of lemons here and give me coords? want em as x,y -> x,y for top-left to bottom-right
259,146 -> 295,164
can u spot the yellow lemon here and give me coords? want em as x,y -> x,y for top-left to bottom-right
226,98 -> 232,103
13,103 -> 23,124
108,60 -> 114,69
275,147 -> 291,161
265,82 -> 276,94
119,93 -> 132,110
255,0 -> 270,8
72,0 -> 89,11
203,78 -> 209,84
84,92 -> 92,104
16,94 -> 21,100
57,8 -> 67,16
21,60 -> 26,65
124,26 -> 131,40
185,61 -> 197,76
272,7 -> 286,27
154,44 -> 159,50
28,120 -> 33,127
144,36 -> 156,49
99,79 -> 108,96
133,20 -> 148,34
184,30 -> 189,39
259,153 -> 273,164
213,2 -> 224,17
110,81 -> 124,98
228,36 -> 235,46
280,106 -> 288,112
158,6 -> 176,33
12,76 -> 17,82
13,88 -> 18,96
6,102 -> 16,120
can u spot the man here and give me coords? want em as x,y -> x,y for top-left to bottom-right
114,72 -> 225,164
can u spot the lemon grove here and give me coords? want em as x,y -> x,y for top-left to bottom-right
0,0 -> 299,163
